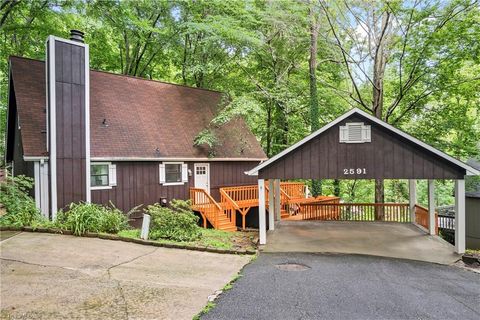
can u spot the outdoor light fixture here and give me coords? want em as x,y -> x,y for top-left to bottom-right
188,169 -> 192,176
102,118 -> 108,127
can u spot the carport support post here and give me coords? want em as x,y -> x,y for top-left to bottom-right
454,179 -> 465,254
258,179 -> 267,245
268,180 -> 275,230
274,179 -> 281,221
428,180 -> 436,235
409,179 -> 416,223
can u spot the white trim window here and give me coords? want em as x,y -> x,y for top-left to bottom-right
339,122 -> 371,143
90,162 -> 116,190
159,162 -> 188,185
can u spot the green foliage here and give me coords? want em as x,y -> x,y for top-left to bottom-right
0,174 -> 43,227
117,229 -> 140,239
1,1 -> 479,206
117,227 -> 245,250
466,175 -> 480,193
146,199 -> 201,242
193,129 -> 219,153
193,302 -> 216,320
58,202 -> 130,236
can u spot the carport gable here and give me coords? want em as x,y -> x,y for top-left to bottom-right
251,108 -> 478,180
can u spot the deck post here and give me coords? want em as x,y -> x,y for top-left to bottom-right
274,179 -> 281,221
268,180 -> 275,230
428,180 -> 436,235
454,179 -> 465,254
409,179 -> 416,223
258,179 -> 267,245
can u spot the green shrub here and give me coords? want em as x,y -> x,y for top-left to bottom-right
146,199 -> 201,242
60,202 -> 131,235
0,174 -> 43,227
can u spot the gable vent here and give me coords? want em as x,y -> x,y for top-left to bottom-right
340,122 -> 371,143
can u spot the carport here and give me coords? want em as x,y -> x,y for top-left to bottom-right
247,108 -> 479,254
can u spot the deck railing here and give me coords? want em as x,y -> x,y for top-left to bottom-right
219,188 -> 240,226
414,204 -> 438,234
280,182 -> 307,199
190,188 -> 222,228
302,203 -> 411,222
438,214 -> 455,230
221,185 -> 260,204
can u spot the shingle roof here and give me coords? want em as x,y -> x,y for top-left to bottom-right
9,56 -> 266,160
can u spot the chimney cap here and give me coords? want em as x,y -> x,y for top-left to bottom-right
70,29 -> 85,43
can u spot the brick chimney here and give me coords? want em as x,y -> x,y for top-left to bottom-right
46,30 -> 90,217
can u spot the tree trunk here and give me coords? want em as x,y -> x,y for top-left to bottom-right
182,33 -> 189,85
309,4 -> 322,196
372,11 -> 391,220
265,102 -> 272,157
333,179 -> 340,197
374,179 -> 385,220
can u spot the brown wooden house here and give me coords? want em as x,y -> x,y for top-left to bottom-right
4,31 -> 266,222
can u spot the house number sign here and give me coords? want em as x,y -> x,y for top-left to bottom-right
343,168 -> 367,175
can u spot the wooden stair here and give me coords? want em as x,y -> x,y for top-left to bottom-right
190,188 -> 237,232
215,210 -> 237,232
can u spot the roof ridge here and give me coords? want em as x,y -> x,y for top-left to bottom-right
9,55 -> 224,95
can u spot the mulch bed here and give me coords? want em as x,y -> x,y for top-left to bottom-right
462,253 -> 480,268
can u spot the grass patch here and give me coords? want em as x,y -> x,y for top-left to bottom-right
117,228 -> 256,251
197,229 -> 236,249
222,273 -> 242,291
192,301 -> 216,320
118,229 -> 140,238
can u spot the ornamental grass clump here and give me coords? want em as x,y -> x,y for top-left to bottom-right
146,199 -> 201,242
0,174 -> 44,227
59,202 -> 131,236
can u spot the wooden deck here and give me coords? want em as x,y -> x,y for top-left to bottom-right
190,182 -> 437,233
191,182 -> 339,231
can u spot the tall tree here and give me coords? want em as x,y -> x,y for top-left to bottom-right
320,0 -> 480,218
87,0 -> 176,77
309,2 -> 322,195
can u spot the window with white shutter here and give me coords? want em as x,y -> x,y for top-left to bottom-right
339,122 -> 371,143
91,162 -> 116,190
160,162 -> 188,185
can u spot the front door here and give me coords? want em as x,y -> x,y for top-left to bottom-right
194,163 -> 210,193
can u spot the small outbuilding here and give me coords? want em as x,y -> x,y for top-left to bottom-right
248,108 -> 479,254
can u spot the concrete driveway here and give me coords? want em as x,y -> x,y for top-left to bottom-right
0,232 -> 250,320
264,221 -> 460,264
203,253 -> 480,320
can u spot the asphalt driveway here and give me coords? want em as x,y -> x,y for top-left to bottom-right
0,232 -> 251,320
203,253 -> 480,320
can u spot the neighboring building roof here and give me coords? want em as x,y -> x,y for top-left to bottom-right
467,158 -> 480,171
8,56 -> 266,160
247,108 -> 479,176
466,191 -> 480,198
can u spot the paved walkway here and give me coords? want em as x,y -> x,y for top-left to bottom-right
203,253 -> 480,320
263,221 -> 460,264
0,232 -> 250,320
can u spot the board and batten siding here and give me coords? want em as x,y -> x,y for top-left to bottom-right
259,114 -> 466,180
91,161 -> 259,214
52,40 -> 87,209
466,196 -> 480,249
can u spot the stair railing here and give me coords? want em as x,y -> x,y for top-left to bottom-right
220,188 -> 240,226
190,188 -> 222,229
